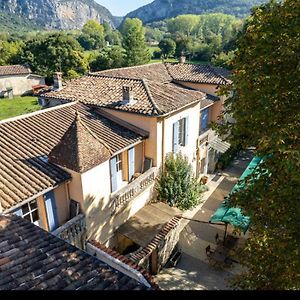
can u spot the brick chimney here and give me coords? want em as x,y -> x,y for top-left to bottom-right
53,72 -> 63,90
179,55 -> 186,64
122,86 -> 135,105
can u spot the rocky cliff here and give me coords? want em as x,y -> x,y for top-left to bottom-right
125,0 -> 268,23
0,0 -> 115,30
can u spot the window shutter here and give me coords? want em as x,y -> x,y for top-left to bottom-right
184,116 -> 189,146
110,156 -> 118,193
128,147 -> 135,181
201,108 -> 209,131
13,208 -> 22,217
173,121 -> 179,153
44,191 -> 59,232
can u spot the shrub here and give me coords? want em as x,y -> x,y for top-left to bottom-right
155,152 -> 204,210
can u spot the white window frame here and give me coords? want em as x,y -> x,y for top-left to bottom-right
19,199 -> 40,225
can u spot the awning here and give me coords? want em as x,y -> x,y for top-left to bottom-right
209,137 -> 231,154
209,156 -> 263,233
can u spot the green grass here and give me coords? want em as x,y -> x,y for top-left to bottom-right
0,96 -> 41,121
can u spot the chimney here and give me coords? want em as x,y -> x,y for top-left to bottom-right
122,86 -> 135,105
53,72 -> 63,90
179,55 -> 186,64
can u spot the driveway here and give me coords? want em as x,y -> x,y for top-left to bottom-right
154,150 -> 253,290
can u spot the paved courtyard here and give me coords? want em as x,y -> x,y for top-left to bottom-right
154,150 -> 253,290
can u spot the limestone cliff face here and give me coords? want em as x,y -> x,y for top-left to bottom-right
125,0 -> 268,23
0,0 -> 115,29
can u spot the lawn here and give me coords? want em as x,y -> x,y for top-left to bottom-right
0,96 -> 41,121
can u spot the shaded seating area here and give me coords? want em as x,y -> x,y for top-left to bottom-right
205,156 -> 263,269
209,156 -> 263,240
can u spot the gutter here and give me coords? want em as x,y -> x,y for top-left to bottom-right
4,180 -> 71,213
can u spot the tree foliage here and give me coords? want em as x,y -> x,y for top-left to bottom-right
121,18 -> 151,67
78,19 -> 105,50
89,46 -> 125,72
22,33 -> 88,81
158,38 -> 176,59
218,0 -> 300,289
155,153 -> 204,211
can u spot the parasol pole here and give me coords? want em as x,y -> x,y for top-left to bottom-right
223,222 -> 228,245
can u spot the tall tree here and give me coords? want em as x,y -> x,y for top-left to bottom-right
219,0 -> 300,289
22,33 -> 88,81
78,19 -> 105,50
158,38 -> 176,59
121,18 -> 150,66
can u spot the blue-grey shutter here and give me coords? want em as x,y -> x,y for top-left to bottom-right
13,208 -> 22,217
201,108 -> 209,131
173,121 -> 179,153
110,156 -> 117,193
184,116 -> 189,146
128,147 -> 135,181
44,190 -> 59,231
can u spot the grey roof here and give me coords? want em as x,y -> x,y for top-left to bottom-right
0,214 -> 152,290
209,137 -> 231,153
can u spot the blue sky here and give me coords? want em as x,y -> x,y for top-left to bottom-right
95,0 -> 153,16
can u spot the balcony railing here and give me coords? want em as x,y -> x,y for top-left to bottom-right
52,213 -> 87,250
111,167 -> 157,214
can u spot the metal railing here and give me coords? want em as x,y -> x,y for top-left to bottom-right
111,167 -> 157,214
52,213 -> 87,250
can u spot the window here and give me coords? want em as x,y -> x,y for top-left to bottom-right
200,108 -> 209,134
13,200 -> 40,226
116,154 -> 122,172
178,118 -> 186,146
173,116 -> 189,153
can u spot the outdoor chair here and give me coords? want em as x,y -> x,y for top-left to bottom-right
205,245 -> 213,257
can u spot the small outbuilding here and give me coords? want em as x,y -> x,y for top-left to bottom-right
0,64 -> 45,97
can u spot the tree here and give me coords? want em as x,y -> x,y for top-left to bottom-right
89,46 -> 125,72
121,18 -> 151,66
158,38 -> 176,59
218,0 -> 300,289
0,40 -> 23,65
78,20 -> 105,50
155,153 -> 204,210
22,33 -> 88,81
167,15 -> 199,37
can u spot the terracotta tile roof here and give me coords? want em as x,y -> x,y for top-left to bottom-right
0,103 -> 144,211
0,65 -> 31,76
41,74 -> 205,116
90,240 -> 160,290
165,63 -> 232,85
97,62 -> 172,83
0,214 -> 151,290
49,112 -> 112,173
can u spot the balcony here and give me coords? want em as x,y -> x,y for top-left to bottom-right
111,167 -> 157,214
52,213 -> 87,250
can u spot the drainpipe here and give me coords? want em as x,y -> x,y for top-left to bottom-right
161,117 -> 165,170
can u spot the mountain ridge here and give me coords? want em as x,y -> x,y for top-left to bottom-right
125,0 -> 268,23
0,0 -> 116,32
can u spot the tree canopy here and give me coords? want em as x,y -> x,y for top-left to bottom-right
121,18 -> 150,67
22,33 -> 88,81
218,0 -> 300,289
78,19 -> 105,50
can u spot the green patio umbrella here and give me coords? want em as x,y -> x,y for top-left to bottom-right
209,156 -> 262,241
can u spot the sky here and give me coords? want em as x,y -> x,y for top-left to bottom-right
95,0 -> 153,16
